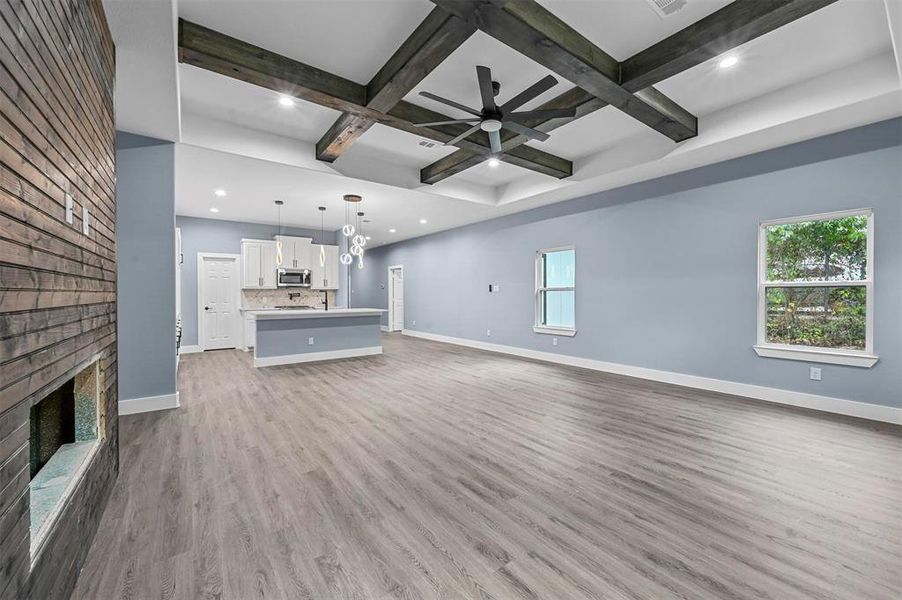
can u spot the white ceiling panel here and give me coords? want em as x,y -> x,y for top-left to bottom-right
349,123 -> 458,168
179,64 -> 342,141
538,0 -> 732,61
178,0 -> 433,84
656,0 -> 892,116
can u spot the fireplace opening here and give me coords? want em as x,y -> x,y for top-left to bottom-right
29,358 -> 104,561
30,379 -> 76,479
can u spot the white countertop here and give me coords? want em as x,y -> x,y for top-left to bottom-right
249,308 -> 386,320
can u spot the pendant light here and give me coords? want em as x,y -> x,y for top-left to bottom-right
274,200 -> 284,266
354,212 -> 366,270
339,194 -> 361,265
318,206 -> 326,268
355,211 -> 365,270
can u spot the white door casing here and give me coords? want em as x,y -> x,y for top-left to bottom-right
198,253 -> 240,350
388,265 -> 404,332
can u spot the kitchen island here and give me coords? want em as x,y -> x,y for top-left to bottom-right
250,308 -> 386,367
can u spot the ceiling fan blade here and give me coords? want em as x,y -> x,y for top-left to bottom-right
419,91 -> 481,117
476,65 -> 497,113
413,118 -> 481,127
489,130 -> 502,154
445,123 -> 483,147
507,107 -> 576,121
501,120 -> 550,142
500,74 -> 558,113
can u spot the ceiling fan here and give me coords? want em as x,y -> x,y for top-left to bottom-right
413,65 -> 576,154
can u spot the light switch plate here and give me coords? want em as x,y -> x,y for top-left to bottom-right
809,367 -> 822,381
65,194 -> 74,224
552,337 -> 558,346
81,206 -> 90,235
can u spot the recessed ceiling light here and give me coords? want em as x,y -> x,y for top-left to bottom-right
365,235 -> 371,240
718,55 -> 738,69
278,95 -> 295,107
214,189 -> 226,197
209,207 -> 220,213
389,228 -> 396,233
487,157 -> 500,168
419,218 -> 427,224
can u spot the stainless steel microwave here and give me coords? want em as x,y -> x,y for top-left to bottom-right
277,268 -> 311,287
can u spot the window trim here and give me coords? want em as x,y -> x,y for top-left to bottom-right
754,208 -> 877,368
534,246 -> 576,336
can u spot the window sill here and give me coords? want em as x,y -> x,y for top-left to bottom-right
753,345 -> 878,368
533,326 -> 576,337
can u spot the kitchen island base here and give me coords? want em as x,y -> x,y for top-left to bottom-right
252,309 -> 385,367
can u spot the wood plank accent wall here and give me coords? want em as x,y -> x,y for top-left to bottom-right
0,0 -> 117,598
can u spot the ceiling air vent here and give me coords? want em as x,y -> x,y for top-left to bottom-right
645,0 -> 687,18
419,140 -> 437,148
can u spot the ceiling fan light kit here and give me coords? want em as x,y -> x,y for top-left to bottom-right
414,65 -> 575,154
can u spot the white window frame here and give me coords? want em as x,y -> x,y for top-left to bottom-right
753,208 -> 877,368
534,246 -> 576,336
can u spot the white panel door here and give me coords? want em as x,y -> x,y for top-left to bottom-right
202,256 -> 238,350
390,268 -> 404,331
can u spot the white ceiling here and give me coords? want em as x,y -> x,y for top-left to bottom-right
177,0 -> 433,84
105,0 -> 902,240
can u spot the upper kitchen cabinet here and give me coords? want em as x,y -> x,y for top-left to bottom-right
241,239 -> 277,289
310,244 -> 340,290
275,236 -> 312,269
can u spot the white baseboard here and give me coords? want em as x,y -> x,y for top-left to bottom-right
254,346 -> 382,368
119,391 -> 180,416
401,329 -> 900,425
380,325 -> 390,332
178,345 -> 203,354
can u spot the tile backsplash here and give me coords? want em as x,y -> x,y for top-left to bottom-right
242,288 -> 337,309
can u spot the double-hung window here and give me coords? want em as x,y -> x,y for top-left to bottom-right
534,247 -> 576,336
754,209 -> 877,367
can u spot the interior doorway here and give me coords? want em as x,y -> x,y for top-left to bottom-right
198,253 -> 239,350
388,265 -> 404,332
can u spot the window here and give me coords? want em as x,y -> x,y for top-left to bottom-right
535,247 -> 576,336
755,209 -> 877,367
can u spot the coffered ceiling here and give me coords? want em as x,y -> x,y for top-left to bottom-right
105,0 -> 901,243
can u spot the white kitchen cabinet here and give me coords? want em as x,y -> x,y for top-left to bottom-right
275,236 -> 312,269
241,239 -> 278,289
310,244 -> 340,290
241,312 -> 256,350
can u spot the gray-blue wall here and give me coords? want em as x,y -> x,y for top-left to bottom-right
176,216 -> 338,347
116,132 -> 177,402
354,119 -> 902,408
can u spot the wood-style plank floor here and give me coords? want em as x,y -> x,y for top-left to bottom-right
72,334 -> 901,600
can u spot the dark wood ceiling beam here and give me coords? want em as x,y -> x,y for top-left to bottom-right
178,18 -> 571,179
620,0 -> 840,92
421,0 -> 841,184
315,8 -> 476,162
430,0 -> 698,143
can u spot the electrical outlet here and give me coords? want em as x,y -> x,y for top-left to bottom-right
65,194 -> 74,224
809,367 -> 821,381
486,329 -> 491,337
308,337 -> 314,346
412,320 -> 415,326
552,337 -> 558,346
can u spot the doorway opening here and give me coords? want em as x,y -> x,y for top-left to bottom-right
388,265 -> 404,332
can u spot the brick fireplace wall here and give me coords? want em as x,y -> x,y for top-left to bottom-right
0,0 -> 117,598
